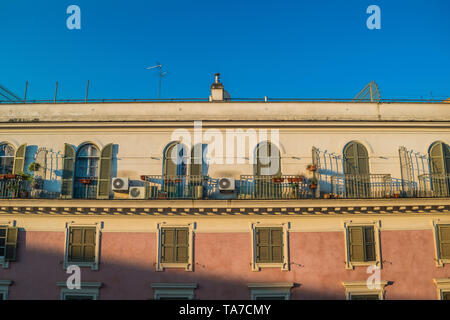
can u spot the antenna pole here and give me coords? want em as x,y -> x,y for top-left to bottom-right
85,80 -> 90,103
24,81 -> 28,102
159,65 -> 162,100
54,81 -> 58,103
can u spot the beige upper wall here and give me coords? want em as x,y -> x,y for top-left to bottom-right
1,101 -> 450,122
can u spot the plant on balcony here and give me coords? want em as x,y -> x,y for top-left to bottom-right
309,177 -> 318,189
140,175 -> 147,181
307,164 -> 317,172
288,176 -> 303,183
31,177 -> 43,190
79,178 -> 92,185
272,176 -> 284,183
5,173 -> 17,179
28,162 -> 41,173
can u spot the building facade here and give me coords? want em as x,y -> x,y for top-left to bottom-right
0,77 -> 449,300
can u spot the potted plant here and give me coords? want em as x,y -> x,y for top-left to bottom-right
31,177 -> 43,190
140,175 -> 147,181
28,162 -> 41,173
309,177 -> 318,189
307,164 -> 317,172
79,178 -> 91,185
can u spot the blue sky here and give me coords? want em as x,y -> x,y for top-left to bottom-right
0,0 -> 449,100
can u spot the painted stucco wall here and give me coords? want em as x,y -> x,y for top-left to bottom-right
1,228 -> 449,299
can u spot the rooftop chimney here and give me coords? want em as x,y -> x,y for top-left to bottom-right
210,73 -> 224,101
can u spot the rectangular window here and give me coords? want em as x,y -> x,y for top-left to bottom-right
160,228 -> 189,263
437,225 -> 450,260
255,227 -> 283,263
0,227 -> 18,264
68,227 -> 96,263
63,294 -> 95,300
348,226 -> 376,262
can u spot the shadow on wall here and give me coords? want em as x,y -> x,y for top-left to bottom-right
0,230 -> 354,300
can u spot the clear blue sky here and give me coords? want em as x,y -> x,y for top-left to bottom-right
0,0 -> 449,100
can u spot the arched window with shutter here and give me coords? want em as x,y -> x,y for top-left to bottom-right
73,143 -> 100,199
254,141 -> 281,176
428,141 -> 450,196
163,142 -> 186,177
343,141 -> 370,198
0,143 -> 15,174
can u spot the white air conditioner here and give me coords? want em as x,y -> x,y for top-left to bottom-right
218,178 -> 235,192
129,186 -> 147,199
112,177 -> 129,191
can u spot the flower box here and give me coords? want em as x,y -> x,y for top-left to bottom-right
79,178 -> 91,185
288,177 -> 302,183
307,164 -> 317,172
309,184 -> 317,189
272,177 -> 284,183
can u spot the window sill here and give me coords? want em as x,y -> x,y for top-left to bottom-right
252,262 -> 288,272
0,258 -> 10,269
346,260 -> 379,270
436,258 -> 450,267
157,262 -> 192,272
64,261 -> 98,271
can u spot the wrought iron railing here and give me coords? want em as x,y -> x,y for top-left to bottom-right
418,174 -> 450,198
331,174 -> 394,199
239,175 -> 314,200
141,175 -> 208,199
0,178 -> 60,199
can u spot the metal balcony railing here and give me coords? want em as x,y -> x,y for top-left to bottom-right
331,174 -> 394,199
141,175 -> 208,199
239,175 -> 314,200
0,178 -> 60,199
418,174 -> 450,198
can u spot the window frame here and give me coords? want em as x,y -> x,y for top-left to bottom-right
251,222 -> 290,271
0,143 -> 15,175
344,220 -> 381,269
63,222 -> 102,271
0,220 -> 16,269
156,222 -> 195,272
151,283 -> 197,300
57,281 -> 102,300
0,280 -> 12,300
342,281 -> 388,300
248,283 -> 293,300
433,278 -> 450,300
432,220 -> 450,267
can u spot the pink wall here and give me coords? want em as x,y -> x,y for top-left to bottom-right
1,229 -> 449,299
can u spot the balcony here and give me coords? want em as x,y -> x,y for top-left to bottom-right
1,173 -> 449,201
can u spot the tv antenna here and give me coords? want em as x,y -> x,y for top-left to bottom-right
146,63 -> 168,100
353,80 -> 381,102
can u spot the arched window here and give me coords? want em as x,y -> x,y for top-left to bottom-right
343,141 -> 370,198
74,143 -> 100,199
255,141 -> 281,176
429,141 -> 450,196
0,143 -> 15,174
163,142 -> 186,177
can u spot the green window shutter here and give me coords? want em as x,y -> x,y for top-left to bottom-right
61,144 -> 76,199
97,143 -> 113,199
256,228 -> 270,263
190,145 -> 202,176
161,228 -> 175,263
68,227 -> 83,261
344,142 -> 369,175
175,228 -> 189,263
13,143 -> 27,174
5,227 -> 18,261
443,292 -> 450,300
164,144 -> 178,177
83,228 -> 96,262
348,226 -> 365,262
438,225 -> 450,259
363,227 -> 376,261
270,228 -> 283,263
430,142 -> 446,175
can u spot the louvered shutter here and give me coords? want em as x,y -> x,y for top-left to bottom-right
61,144 -> 76,199
161,228 -> 175,263
164,144 -> 178,177
69,227 -> 83,261
97,143 -> 113,199
271,228 -> 283,262
176,228 -> 189,263
438,225 -> 450,259
364,227 -> 376,261
349,227 -> 365,262
256,228 -> 270,262
5,227 -> 18,261
13,144 -> 27,174
190,144 -> 202,176
83,228 -> 96,262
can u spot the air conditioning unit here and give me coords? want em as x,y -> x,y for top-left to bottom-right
218,178 -> 235,192
112,178 -> 129,191
129,186 -> 147,199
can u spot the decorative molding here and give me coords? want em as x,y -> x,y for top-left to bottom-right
433,278 -> 450,300
57,281 -> 102,300
151,283 -> 197,300
248,282 -> 294,300
342,280 -> 388,300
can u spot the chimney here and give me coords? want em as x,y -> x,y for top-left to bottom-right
210,73 -> 224,101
